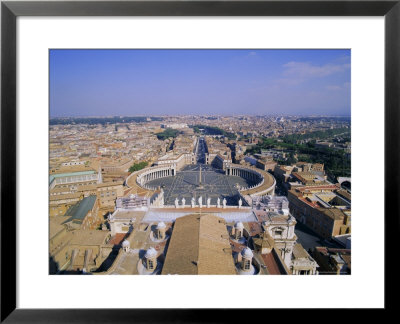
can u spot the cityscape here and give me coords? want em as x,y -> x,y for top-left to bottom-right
49,50 -> 351,275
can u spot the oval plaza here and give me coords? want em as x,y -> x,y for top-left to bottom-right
125,137 -> 276,213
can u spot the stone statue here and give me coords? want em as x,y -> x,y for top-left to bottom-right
198,196 -> 203,208
238,198 -> 242,209
223,198 -> 227,209
175,197 -> 179,208
191,197 -> 195,208
217,197 -> 221,208
182,197 -> 186,207
207,197 -> 211,208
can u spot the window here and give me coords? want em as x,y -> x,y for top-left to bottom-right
244,259 -> 251,270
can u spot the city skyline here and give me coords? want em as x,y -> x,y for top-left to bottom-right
49,114 -> 351,275
50,49 -> 351,117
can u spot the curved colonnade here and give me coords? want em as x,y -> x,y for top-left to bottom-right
227,165 -> 276,197
136,165 -> 177,191
125,163 -> 276,198
125,165 -> 177,195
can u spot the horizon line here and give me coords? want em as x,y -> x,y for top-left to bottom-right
50,114 -> 351,118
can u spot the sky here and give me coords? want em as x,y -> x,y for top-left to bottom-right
49,49 -> 351,117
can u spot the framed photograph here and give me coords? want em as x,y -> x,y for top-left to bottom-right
1,0 -> 398,321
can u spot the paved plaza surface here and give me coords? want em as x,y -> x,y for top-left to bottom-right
147,164 -> 257,206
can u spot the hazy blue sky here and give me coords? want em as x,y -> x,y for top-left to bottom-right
50,49 -> 350,117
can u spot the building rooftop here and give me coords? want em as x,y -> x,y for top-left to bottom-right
110,209 -> 147,221
252,231 -> 274,251
49,215 -> 70,239
261,249 -> 287,275
51,170 -> 96,179
292,243 -> 310,259
336,189 -> 351,202
318,208 -> 346,220
97,181 -> 123,188
161,214 -> 236,275
49,192 -> 82,201
142,209 -> 257,223
63,195 -> 97,224
69,230 -> 110,246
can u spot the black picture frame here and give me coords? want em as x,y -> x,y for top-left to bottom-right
1,0 -> 398,322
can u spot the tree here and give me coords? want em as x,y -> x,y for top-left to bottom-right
129,161 -> 148,173
286,152 -> 297,165
156,128 -> 180,140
